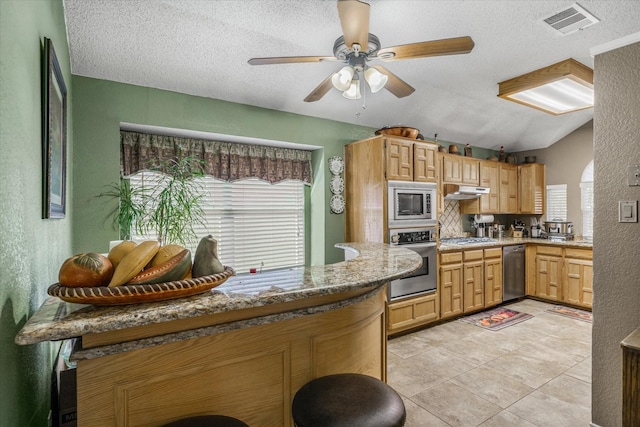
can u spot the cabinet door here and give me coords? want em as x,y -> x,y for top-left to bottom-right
462,158 -> 480,186
479,162 -> 499,213
564,257 -> 593,308
442,154 -> 462,184
388,293 -> 439,334
386,138 -> 413,181
519,163 -> 546,214
463,261 -> 484,313
414,142 -> 438,182
499,163 -> 518,213
440,263 -> 463,319
535,255 -> 562,301
484,257 -> 503,308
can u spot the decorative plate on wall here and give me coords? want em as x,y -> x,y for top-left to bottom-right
330,195 -> 345,214
330,175 -> 344,195
328,156 -> 344,175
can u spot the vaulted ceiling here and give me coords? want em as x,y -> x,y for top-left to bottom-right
63,1 -> 640,151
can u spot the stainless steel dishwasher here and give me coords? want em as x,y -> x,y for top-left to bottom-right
503,245 -> 525,301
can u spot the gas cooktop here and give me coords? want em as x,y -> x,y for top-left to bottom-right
440,237 -> 498,245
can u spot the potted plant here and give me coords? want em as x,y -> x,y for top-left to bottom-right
100,155 -> 207,247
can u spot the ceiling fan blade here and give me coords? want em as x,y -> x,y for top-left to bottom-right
248,56 -> 337,65
337,0 -> 370,51
370,65 -> 415,98
377,36 -> 475,61
304,73 -> 335,102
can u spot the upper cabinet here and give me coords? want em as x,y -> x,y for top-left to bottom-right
519,163 -> 546,214
499,163 -> 518,213
441,154 -> 479,185
460,161 -> 499,214
386,137 -> 438,182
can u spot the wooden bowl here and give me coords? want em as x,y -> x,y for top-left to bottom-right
374,126 -> 420,139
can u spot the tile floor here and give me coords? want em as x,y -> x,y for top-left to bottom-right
387,299 -> 592,427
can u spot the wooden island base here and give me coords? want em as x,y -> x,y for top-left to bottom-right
77,287 -> 387,426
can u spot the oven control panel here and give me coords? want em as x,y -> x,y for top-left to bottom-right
390,228 -> 436,245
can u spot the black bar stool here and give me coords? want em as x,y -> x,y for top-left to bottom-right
292,373 -> 406,427
162,415 -> 249,427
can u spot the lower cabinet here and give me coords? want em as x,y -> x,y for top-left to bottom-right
387,292 -> 439,334
440,248 -> 503,319
484,248 -> 503,307
528,245 -> 593,309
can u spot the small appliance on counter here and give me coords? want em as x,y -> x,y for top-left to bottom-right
472,214 -> 494,237
530,218 -> 542,238
542,219 -> 574,241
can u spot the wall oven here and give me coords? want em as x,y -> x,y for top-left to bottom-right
388,227 -> 437,301
388,180 -> 437,228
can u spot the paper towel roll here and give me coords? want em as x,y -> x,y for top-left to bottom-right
474,214 -> 495,224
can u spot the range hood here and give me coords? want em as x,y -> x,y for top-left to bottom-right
443,184 -> 491,200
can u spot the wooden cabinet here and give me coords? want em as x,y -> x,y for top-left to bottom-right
527,245 -> 593,309
484,248 -> 503,308
386,138 -> 413,181
563,248 -> 593,308
519,163 -> 545,214
499,163 -> 518,213
414,142 -> 438,182
440,248 -> 503,318
460,161 -> 499,214
386,137 -> 437,182
440,252 -> 463,319
463,250 -> 484,312
441,154 -> 478,185
387,292 -> 439,334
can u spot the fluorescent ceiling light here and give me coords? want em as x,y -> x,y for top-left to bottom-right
498,58 -> 593,115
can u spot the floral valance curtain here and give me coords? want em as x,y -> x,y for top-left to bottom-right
121,131 -> 313,184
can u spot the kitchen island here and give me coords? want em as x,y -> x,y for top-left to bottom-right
16,243 -> 421,427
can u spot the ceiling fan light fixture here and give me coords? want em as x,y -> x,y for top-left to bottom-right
332,66 -> 355,91
498,58 -> 593,115
343,78 -> 361,99
364,67 -> 388,93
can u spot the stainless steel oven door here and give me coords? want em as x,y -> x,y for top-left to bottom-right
388,242 -> 437,301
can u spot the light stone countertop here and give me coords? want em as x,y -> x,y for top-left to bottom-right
15,242 -> 422,346
438,237 -> 593,252
622,327 -> 640,352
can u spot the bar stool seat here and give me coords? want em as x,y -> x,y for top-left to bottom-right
162,415 -> 249,427
292,373 -> 406,427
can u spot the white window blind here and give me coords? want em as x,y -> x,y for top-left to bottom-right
129,173 -> 305,274
581,161 -> 594,239
546,184 -> 567,221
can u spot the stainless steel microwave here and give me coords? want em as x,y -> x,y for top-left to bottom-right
387,180 -> 437,228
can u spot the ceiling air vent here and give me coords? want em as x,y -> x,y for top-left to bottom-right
543,3 -> 600,35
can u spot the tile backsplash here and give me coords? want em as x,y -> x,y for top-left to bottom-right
439,200 -> 463,238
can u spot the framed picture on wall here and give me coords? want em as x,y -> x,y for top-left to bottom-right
42,37 -> 67,219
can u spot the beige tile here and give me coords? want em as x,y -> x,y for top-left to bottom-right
408,347 -> 479,380
565,357 -> 592,383
439,335 -> 510,365
411,382 -> 501,427
508,389 -> 591,427
536,374 -> 591,410
387,355 -> 448,397
402,397 -> 450,427
483,352 -> 568,388
450,366 -> 534,409
477,410 -> 537,427
515,336 -> 589,366
466,329 -> 535,353
388,334 -> 433,359
506,299 -> 555,315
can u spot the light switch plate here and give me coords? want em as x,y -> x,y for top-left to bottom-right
629,165 -> 640,186
619,200 -> 638,223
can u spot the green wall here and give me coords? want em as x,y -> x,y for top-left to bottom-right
71,76 -> 375,265
0,1 -> 72,425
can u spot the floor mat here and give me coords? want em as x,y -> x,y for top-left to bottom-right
546,305 -> 592,322
459,307 -> 533,331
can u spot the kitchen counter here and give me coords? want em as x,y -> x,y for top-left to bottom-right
438,236 -> 593,252
15,242 -> 421,426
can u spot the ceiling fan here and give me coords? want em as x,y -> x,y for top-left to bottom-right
248,0 -> 475,102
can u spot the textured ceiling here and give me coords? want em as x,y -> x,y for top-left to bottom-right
63,0 -> 640,151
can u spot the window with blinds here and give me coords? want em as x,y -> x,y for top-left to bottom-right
129,172 -> 305,274
581,160 -> 594,239
546,184 -> 567,221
